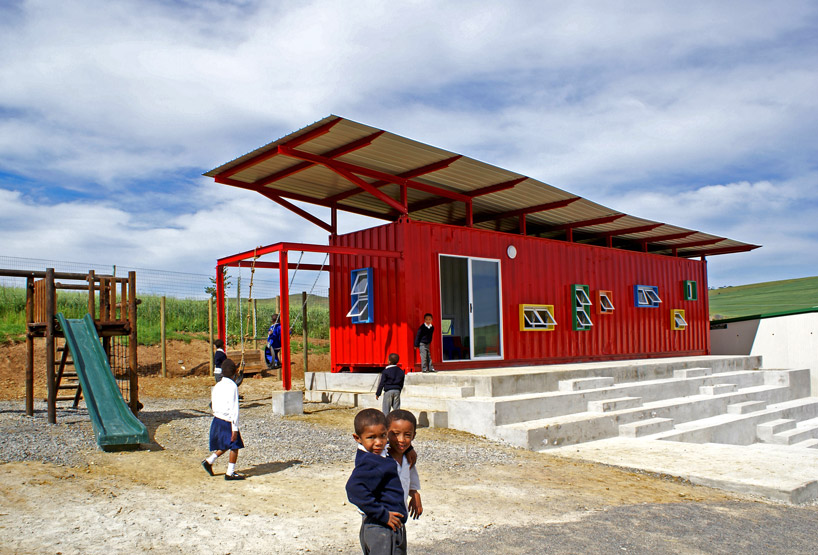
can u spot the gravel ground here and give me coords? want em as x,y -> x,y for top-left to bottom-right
0,395 -> 516,469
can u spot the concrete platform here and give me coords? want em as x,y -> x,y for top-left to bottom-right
550,437 -> 818,504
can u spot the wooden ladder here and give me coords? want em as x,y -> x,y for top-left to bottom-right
54,342 -> 82,408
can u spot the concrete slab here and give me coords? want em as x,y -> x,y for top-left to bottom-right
550,438 -> 818,504
272,391 -> 303,415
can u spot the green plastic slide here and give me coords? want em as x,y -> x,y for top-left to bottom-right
57,313 -> 149,450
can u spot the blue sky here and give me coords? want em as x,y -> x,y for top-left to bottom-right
1,0 -> 816,288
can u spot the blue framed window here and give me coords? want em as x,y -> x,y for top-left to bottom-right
347,268 -> 373,324
634,285 -> 661,308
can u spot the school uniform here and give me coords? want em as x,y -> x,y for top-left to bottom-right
209,377 -> 244,451
392,452 -> 420,513
346,444 -> 408,555
376,364 -> 404,415
214,348 -> 226,383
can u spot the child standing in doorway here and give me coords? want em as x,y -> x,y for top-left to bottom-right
414,313 -> 436,373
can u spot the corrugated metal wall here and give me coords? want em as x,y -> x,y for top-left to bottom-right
331,219 -> 710,372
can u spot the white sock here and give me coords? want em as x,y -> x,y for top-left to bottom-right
206,453 -> 218,464
227,462 -> 236,475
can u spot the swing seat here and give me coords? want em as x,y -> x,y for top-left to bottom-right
226,349 -> 267,376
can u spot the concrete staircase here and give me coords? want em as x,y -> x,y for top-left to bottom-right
304,355 -> 816,451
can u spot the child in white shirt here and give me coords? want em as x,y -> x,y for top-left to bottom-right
201,359 -> 246,480
386,409 -> 422,519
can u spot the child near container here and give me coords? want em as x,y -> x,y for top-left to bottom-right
213,339 -> 226,383
386,409 -> 423,521
414,313 -> 436,373
376,353 -> 404,415
346,408 -> 407,554
201,359 -> 246,480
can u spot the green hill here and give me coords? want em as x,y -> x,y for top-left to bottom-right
709,276 -> 818,320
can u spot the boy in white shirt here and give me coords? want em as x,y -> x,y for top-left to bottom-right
201,359 -> 246,480
386,409 -> 422,519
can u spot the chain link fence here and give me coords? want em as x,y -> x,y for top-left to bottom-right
0,255 -> 330,346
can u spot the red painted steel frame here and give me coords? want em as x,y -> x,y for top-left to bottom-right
216,241 -> 402,389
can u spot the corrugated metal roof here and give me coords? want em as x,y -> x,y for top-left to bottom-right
205,115 -> 760,258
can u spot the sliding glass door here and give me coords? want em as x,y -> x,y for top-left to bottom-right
439,255 -> 502,361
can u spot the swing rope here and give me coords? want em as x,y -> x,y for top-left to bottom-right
240,248 -> 260,371
290,252 -> 329,329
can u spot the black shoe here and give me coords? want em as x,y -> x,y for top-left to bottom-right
201,460 -> 214,476
225,472 -> 246,481
238,395 -> 244,401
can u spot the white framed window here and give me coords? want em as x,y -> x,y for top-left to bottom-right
634,285 -> 661,308
571,284 -> 593,330
519,304 -> 557,331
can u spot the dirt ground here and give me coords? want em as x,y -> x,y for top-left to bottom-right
1,343 -> 817,553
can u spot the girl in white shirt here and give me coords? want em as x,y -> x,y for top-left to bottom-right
201,359 -> 246,480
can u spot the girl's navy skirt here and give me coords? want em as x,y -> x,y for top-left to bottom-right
209,417 -> 244,451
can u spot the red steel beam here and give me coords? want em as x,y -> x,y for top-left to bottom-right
259,190 -> 333,233
541,214 -> 626,232
597,223 -> 664,238
216,119 -> 340,179
218,242 -> 401,267
280,146 -> 471,203
652,238 -> 724,250
223,261 -> 329,271
642,231 -> 696,243
216,265 -> 226,345
325,155 -> 463,204
279,251 -> 291,390
472,197 -> 580,224
408,177 -> 526,213
679,244 -> 761,257
254,131 -> 385,186
332,165 -> 408,214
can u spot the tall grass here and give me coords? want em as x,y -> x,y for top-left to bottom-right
0,285 -> 330,346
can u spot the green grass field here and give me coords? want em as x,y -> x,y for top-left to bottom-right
0,285 -> 330,345
708,276 -> 818,320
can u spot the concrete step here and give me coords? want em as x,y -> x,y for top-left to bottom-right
495,383 -> 797,450
619,417 -> 674,438
450,369 -> 769,430
558,376 -> 615,392
727,400 -> 767,414
769,418 -> 818,445
404,384 -> 475,398
588,396 -> 642,413
700,383 -> 738,395
674,367 -> 712,379
656,397 -> 818,445
757,418 -> 797,442
791,438 -> 818,449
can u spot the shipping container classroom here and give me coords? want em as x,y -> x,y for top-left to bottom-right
207,115 -> 759,379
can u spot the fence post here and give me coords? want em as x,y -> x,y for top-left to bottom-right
128,271 -> 139,415
46,268 -> 56,424
302,291 -> 308,373
25,276 -> 34,417
208,297 -> 214,376
160,295 -> 167,378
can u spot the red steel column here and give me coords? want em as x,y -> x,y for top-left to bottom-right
278,251 -> 291,390
216,265 -> 226,344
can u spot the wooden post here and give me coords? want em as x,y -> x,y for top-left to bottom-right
160,295 -> 167,378
302,291 -> 308,373
45,268 -> 56,424
25,277 -> 34,417
208,297 -> 214,377
87,270 -> 95,319
252,298 -> 258,350
128,272 -> 139,414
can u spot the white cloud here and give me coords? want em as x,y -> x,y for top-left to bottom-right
1,0 -> 817,286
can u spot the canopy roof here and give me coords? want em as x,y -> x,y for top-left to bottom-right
205,115 -> 759,258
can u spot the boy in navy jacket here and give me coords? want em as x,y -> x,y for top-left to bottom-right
346,408 -> 407,554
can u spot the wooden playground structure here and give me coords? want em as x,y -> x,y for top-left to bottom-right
0,268 -> 140,424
